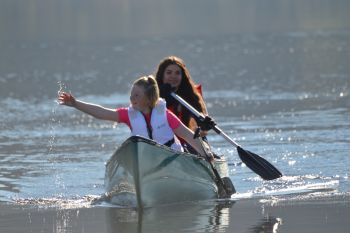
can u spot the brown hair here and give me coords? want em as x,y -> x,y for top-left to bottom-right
133,75 -> 159,109
155,56 -> 207,129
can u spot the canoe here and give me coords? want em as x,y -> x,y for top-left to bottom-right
104,136 -> 231,208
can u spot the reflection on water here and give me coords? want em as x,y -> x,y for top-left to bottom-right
250,217 -> 282,233
6,194 -> 350,233
0,199 -> 285,233
106,201 -> 234,233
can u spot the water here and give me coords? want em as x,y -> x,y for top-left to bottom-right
1,1 -> 350,232
3,35 -> 347,199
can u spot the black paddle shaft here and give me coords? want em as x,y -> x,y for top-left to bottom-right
194,127 -> 232,198
170,93 -> 282,180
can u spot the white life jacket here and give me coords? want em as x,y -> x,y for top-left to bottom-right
128,99 -> 184,152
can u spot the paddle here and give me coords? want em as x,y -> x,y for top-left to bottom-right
170,92 -> 282,180
193,128 -> 235,198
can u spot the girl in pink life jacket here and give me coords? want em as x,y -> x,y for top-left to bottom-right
58,75 -> 213,160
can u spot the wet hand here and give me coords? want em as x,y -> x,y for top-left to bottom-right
58,92 -> 76,107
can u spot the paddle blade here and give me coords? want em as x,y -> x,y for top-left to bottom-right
237,146 -> 282,180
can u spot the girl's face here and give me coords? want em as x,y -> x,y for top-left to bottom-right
130,85 -> 150,113
163,64 -> 182,90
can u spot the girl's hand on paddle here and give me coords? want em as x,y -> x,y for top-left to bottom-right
58,92 -> 76,107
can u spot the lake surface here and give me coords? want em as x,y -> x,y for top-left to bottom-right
1,0 -> 350,232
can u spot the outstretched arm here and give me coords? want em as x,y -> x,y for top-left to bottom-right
58,92 -> 119,122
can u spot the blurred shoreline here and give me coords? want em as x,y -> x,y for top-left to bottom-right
2,0 -> 350,43
1,32 -> 349,100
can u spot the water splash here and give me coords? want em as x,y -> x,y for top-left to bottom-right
232,176 -> 339,201
13,195 -> 100,209
48,81 -> 67,154
56,80 -> 69,105
47,81 -> 71,196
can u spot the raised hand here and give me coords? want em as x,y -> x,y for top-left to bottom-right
58,92 -> 76,107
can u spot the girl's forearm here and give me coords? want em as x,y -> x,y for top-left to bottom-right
74,100 -> 118,121
174,124 -> 209,158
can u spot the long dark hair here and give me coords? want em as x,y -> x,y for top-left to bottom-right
155,56 -> 207,129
